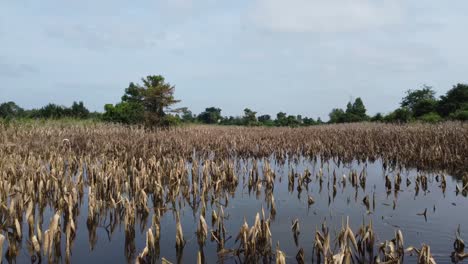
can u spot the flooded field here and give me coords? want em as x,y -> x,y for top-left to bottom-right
0,122 -> 467,263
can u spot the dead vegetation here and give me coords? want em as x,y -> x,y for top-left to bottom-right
0,121 -> 466,263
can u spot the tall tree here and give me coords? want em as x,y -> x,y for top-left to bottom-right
401,85 -> 437,117
104,75 -> 180,126
352,98 -> 367,118
140,76 -> 180,126
344,98 -> 367,121
243,108 -> 257,126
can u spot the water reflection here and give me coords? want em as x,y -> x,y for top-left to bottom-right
1,157 -> 467,263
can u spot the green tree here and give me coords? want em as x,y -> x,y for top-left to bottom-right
344,98 -> 368,122
180,107 -> 195,122
0,101 -> 24,118
243,108 -> 258,126
384,107 -> 412,123
104,75 -> 180,126
258,114 -> 271,123
329,108 -> 345,123
220,115 -> 243,125
197,107 -> 222,124
437,83 -> 468,117
413,99 -> 437,118
401,85 -> 437,117
103,102 -> 144,124
258,114 -> 273,126
70,101 -> 90,118
352,98 -> 367,119
449,109 -> 468,121
140,75 -> 180,127
370,113 -> 384,122
275,112 -> 287,126
286,115 -> 301,127
419,112 -> 442,123
122,82 -> 145,103
35,103 -> 68,118
302,117 -> 316,126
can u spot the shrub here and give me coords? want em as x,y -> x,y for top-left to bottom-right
449,109 -> 468,121
419,112 -> 442,123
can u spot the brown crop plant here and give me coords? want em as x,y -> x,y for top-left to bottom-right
0,120 -> 466,263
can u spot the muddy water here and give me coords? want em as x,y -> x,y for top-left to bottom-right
10,157 -> 468,263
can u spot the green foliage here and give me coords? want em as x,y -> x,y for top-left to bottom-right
352,98 -> 367,117
197,107 -> 222,124
437,84 -> 468,117
122,82 -> 144,103
104,75 -> 180,127
36,103 -> 68,118
243,108 -> 258,126
274,112 -> 287,126
401,85 -> 435,109
258,116 -> 274,126
419,112 -> 442,123
180,108 -> 195,122
329,108 -> 345,123
141,76 -> 180,118
286,115 -> 301,127
377,83 -> 467,123
302,117 -> 317,126
102,102 -> 144,124
370,113 -> 384,122
329,98 -> 368,123
272,112 -> 307,127
412,99 -> 437,117
71,101 -> 90,118
449,109 -> 468,121
384,107 -> 412,123
0,101 -> 24,118
401,85 -> 437,117
160,114 -> 181,126
2,81 -> 467,126
258,114 -> 271,123
25,102 -> 91,119
219,116 -> 240,126
346,98 -> 368,121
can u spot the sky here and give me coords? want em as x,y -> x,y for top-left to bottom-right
1,0 -> 467,119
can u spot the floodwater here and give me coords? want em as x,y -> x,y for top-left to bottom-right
8,157 -> 468,263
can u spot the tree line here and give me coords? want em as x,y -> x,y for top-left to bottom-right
1,75 -> 467,126
0,101 -> 99,120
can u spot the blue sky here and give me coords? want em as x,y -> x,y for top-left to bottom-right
1,0 -> 467,119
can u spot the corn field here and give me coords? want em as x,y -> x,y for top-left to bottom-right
0,121 -> 467,263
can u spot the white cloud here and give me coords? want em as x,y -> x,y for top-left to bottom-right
251,0 -> 405,33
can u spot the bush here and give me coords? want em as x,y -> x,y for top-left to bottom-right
449,109 -> 468,121
160,114 -> 181,127
384,108 -> 412,123
102,102 -> 144,124
419,112 -> 442,123
370,113 -> 384,122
